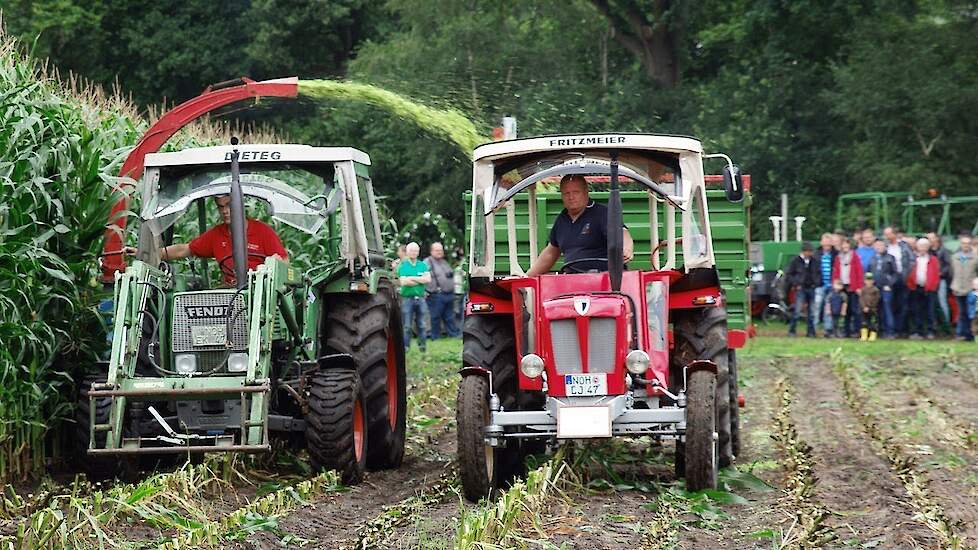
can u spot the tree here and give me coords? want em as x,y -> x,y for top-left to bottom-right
588,0 -> 685,87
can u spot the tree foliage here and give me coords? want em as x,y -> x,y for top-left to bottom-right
6,0 -> 978,237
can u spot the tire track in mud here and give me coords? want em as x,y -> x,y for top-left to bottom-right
786,358 -> 940,548
770,376 -> 836,547
257,429 -> 456,549
676,361 -> 787,550
839,358 -> 978,547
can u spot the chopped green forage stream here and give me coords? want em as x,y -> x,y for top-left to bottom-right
298,80 -> 486,155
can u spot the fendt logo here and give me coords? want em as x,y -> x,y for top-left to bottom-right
574,297 -> 590,316
185,305 -> 229,319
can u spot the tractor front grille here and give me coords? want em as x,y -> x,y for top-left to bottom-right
549,317 -> 618,374
172,291 -> 248,353
550,319 -> 581,374
587,318 -> 617,373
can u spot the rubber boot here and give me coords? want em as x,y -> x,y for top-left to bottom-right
860,328 -> 869,341
869,331 -> 877,341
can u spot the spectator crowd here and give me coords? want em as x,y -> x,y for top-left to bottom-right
786,228 -> 978,341
393,241 -> 466,353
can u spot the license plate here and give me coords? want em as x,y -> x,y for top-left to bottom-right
190,324 -> 226,347
564,374 -> 607,396
557,406 -> 612,438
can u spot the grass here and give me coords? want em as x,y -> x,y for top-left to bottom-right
741,329 -> 972,361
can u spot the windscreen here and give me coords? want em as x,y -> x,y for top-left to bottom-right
490,150 -> 681,212
142,164 -> 336,236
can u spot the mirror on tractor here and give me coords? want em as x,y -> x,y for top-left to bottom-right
723,164 -> 744,203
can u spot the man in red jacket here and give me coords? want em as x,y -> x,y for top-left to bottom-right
832,238 -> 864,337
907,237 -> 940,339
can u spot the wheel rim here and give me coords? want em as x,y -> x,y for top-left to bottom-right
386,329 -> 398,430
353,398 -> 365,462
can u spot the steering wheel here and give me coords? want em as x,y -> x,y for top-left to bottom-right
559,257 -> 609,274
218,252 -> 269,277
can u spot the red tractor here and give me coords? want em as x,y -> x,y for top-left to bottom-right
457,134 -> 746,500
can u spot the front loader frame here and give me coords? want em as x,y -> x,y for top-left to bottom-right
90,258 -> 296,454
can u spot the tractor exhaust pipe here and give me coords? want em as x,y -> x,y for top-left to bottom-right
228,143 -> 249,289
608,152 -> 624,292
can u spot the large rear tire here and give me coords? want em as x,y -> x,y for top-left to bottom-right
306,370 -> 368,484
685,368 -> 718,491
323,282 -> 406,470
460,315 -> 524,500
673,306 -> 733,468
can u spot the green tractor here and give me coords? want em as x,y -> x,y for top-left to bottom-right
80,142 -> 405,483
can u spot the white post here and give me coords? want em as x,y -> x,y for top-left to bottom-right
781,193 -> 788,243
794,216 -> 807,242
665,204 -> 676,270
649,192 -> 660,270
502,116 -> 518,139
769,216 -> 782,242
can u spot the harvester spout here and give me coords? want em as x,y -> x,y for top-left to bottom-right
608,152 -> 624,292
228,144 -> 249,289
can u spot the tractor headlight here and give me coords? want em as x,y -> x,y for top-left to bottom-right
520,354 -> 545,379
625,350 -> 650,375
227,352 -> 249,373
175,354 -> 197,375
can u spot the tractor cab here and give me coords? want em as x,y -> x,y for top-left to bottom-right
457,134 -> 745,500
135,144 -> 381,288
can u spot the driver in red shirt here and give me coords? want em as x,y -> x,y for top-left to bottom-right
158,195 -> 288,286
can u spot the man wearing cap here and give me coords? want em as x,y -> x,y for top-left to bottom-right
786,241 -> 820,337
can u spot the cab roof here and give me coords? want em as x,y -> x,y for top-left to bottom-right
144,144 -> 371,168
472,133 -> 702,163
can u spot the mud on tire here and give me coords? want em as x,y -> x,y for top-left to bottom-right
684,368 -> 718,491
459,315 -> 528,500
673,306 -> 733,468
323,281 -> 406,470
306,370 -> 368,484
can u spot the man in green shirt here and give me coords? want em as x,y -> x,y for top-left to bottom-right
397,242 -> 431,352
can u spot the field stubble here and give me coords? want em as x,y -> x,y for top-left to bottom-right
6,338 -> 978,549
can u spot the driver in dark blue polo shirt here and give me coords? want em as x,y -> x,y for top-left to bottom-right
526,174 -> 633,276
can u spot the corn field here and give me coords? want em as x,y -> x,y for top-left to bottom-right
0,32 -> 274,483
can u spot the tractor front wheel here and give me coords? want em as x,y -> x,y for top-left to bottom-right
673,306 -> 733,468
684,368 -> 718,491
306,370 -> 368,484
457,375 -> 498,501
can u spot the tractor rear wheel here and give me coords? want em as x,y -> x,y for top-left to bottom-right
460,315 -> 525,500
673,306 -> 733,468
729,349 -> 741,457
306,370 -> 368,484
323,282 -> 406,470
684,368 -> 718,491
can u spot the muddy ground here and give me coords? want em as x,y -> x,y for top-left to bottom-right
7,338 -> 978,549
